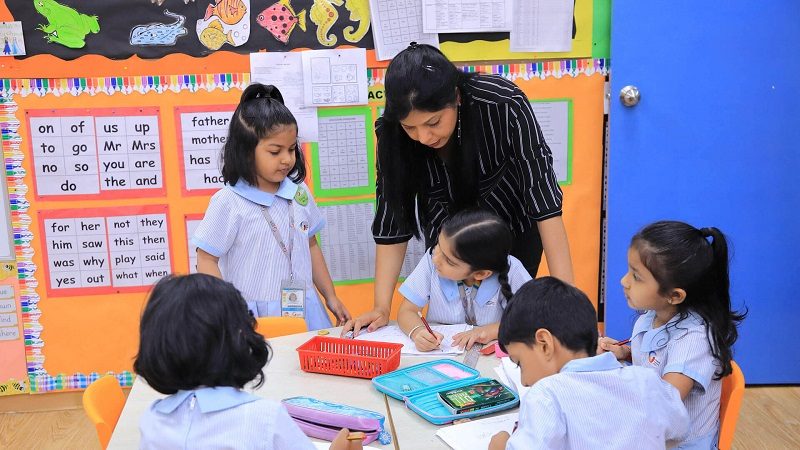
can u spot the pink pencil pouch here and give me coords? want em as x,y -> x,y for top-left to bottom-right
281,396 -> 392,445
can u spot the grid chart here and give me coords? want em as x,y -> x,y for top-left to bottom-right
377,0 -> 425,45
317,115 -> 369,190
318,201 -> 376,283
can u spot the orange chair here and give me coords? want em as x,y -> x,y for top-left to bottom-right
82,375 -> 126,450
718,360 -> 745,450
256,316 -> 308,338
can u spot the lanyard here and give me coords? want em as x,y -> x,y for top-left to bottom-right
260,201 -> 295,280
457,281 -> 479,326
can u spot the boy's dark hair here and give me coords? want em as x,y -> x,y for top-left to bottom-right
632,220 -> 746,379
221,83 -> 306,186
440,209 -> 513,302
498,277 -> 598,356
134,274 -> 271,395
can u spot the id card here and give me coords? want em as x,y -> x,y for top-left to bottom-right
280,279 -> 305,318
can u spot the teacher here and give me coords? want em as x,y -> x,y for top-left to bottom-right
343,43 -> 574,335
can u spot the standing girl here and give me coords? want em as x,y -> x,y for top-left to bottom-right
397,209 -> 532,352
344,43 -> 573,336
135,274 -> 361,449
599,221 -> 747,449
193,83 -> 350,330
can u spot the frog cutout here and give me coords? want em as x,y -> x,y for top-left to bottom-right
33,0 -> 100,49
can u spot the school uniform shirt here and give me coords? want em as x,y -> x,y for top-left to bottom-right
506,352 -> 689,450
398,253 -> 531,325
631,310 -> 722,450
139,386 -> 316,450
373,74 -> 563,248
192,179 -> 332,330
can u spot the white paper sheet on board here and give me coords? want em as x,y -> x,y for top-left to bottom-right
369,0 -> 439,60
301,48 -> 369,107
530,100 -> 570,182
422,0 -> 512,33
510,0 -> 574,52
250,52 -> 319,142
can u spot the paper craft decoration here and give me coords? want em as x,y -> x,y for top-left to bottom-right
256,0 -> 307,44
130,10 -> 188,46
342,0 -> 370,43
196,0 -> 250,50
310,0 -> 342,47
33,0 -> 100,49
0,22 -> 26,56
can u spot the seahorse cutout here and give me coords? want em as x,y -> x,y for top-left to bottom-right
310,0 -> 343,46
342,0 -> 369,43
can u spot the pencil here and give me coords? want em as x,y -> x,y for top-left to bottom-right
383,393 -> 400,450
346,432 -> 366,441
614,338 -> 632,346
417,310 -> 435,336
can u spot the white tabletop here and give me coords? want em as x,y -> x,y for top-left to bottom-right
108,326 -> 516,449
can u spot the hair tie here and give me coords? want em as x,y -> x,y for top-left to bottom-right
408,41 -> 418,50
700,227 -> 713,239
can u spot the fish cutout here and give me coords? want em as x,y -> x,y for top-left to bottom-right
204,0 -> 247,26
130,10 -> 187,46
256,0 -> 306,44
198,18 -> 235,50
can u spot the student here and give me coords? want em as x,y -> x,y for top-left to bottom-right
344,43 -> 573,336
193,83 -> 350,330
489,277 -> 689,450
599,221 -> 747,449
134,274 -> 361,450
397,209 -> 531,352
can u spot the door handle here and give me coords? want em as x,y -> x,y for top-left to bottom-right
619,85 -> 641,107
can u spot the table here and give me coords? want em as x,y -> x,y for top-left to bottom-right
108,326 -> 515,449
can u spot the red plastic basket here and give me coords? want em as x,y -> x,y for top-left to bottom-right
296,336 -> 403,379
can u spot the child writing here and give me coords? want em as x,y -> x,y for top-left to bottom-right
396,209 -> 531,352
193,83 -> 350,330
135,274 -> 361,450
599,221 -> 747,449
489,277 -> 689,450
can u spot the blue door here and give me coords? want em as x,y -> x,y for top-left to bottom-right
606,2 -> 800,383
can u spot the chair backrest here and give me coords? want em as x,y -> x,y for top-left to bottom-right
256,316 -> 308,338
82,375 -> 126,450
718,360 -> 745,450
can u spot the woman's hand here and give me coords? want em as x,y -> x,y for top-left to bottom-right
325,296 -> 352,326
411,327 -> 444,352
340,308 -> 389,337
452,324 -> 499,350
598,336 -> 631,361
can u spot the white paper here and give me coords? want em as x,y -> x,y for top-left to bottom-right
318,202 -> 376,282
0,21 -> 25,56
422,0 -> 512,33
436,412 -> 519,450
530,101 -> 570,182
369,0 -> 440,60
493,357 -> 531,398
178,109 -> 231,191
317,115 -> 370,190
399,236 -> 427,279
355,324 -> 470,355
510,0 -> 574,52
302,49 -> 368,107
250,52 -> 319,142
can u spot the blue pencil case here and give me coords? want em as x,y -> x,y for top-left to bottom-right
372,359 -> 519,425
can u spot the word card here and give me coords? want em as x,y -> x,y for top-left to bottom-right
318,201 -> 376,283
27,108 -> 164,199
40,206 -> 172,297
0,285 -> 19,341
175,105 -> 235,195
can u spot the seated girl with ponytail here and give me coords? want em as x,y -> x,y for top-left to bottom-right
397,209 -> 532,352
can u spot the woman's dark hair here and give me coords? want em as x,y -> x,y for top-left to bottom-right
134,274 -> 271,395
498,277 -> 598,356
440,209 -> 513,303
632,221 -> 747,379
379,43 -> 479,237
221,83 -> 306,186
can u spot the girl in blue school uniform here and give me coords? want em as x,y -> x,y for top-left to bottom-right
135,274 -> 361,450
599,221 -> 747,450
397,209 -> 532,352
193,83 -> 350,330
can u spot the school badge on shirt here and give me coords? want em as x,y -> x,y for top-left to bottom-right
648,351 -> 661,367
294,186 -> 309,206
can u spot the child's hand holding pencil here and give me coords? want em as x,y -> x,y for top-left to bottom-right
410,311 -> 444,352
598,336 -> 632,361
329,428 -> 364,450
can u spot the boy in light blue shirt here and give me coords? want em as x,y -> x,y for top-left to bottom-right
489,278 -> 689,450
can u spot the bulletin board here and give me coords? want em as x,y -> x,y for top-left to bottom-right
0,0 -> 609,395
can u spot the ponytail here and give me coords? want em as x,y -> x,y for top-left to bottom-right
222,83 -> 305,186
632,221 -> 747,379
497,262 -> 513,306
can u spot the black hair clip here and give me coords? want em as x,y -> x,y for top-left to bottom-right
408,41 -> 418,50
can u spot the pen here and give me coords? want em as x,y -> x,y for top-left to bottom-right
614,338 -> 632,346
